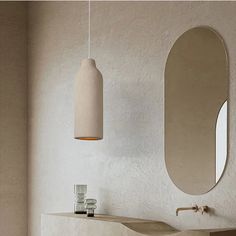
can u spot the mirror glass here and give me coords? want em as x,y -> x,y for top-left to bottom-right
165,27 -> 228,195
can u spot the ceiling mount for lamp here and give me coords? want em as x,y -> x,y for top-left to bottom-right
74,0 -> 103,141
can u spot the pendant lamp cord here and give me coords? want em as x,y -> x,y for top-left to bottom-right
88,0 -> 91,58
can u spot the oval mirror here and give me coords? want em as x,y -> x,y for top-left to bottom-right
165,27 -> 228,195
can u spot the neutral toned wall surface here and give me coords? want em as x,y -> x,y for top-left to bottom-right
0,2 -> 28,236
28,2 -> 236,236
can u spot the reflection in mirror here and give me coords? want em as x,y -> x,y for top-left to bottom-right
165,27 -> 228,195
216,100 -> 227,182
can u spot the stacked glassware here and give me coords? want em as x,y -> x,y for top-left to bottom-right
74,184 -> 87,214
85,199 -> 97,217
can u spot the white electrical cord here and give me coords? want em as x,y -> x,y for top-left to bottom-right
88,0 -> 91,58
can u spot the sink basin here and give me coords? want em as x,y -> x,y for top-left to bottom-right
123,221 -> 177,236
41,213 -> 236,236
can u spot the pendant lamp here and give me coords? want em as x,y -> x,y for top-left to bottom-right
74,0 -> 103,140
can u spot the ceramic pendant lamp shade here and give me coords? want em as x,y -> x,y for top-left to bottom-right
74,0 -> 103,140
74,58 -> 103,140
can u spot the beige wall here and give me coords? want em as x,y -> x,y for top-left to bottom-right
28,2 -> 236,236
0,2 -> 28,236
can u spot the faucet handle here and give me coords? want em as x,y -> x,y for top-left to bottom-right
198,206 -> 209,214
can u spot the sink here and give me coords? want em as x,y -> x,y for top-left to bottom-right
123,221 -> 177,235
41,213 -> 236,236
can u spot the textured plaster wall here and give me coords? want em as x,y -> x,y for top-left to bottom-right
0,2 -> 28,236
28,2 -> 236,236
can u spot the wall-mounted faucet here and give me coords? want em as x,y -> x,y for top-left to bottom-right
176,205 -> 208,216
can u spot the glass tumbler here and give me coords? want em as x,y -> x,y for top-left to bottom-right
74,184 -> 87,214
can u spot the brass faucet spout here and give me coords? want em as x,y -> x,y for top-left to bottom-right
176,205 -> 198,216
